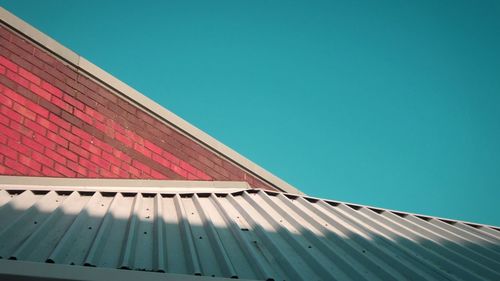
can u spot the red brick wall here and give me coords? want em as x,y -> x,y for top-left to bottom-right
0,23 -> 276,190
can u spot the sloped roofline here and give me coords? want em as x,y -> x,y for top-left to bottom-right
0,7 -> 303,195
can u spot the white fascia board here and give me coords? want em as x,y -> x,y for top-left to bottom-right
0,6 -> 303,195
0,175 -> 250,194
0,259 -> 259,281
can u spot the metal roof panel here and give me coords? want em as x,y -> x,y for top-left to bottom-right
0,179 -> 499,280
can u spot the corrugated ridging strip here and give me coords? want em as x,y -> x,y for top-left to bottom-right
0,188 -> 499,281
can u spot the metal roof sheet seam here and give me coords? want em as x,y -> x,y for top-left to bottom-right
0,183 -> 499,281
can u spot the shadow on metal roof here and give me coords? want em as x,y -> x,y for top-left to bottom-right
0,182 -> 499,281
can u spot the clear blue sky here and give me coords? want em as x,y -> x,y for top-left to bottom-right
2,1 -> 500,226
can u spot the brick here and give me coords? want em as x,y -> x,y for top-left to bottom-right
0,27 -> 11,40
31,151 -> 54,167
121,162 -> 140,177
25,101 -> 49,118
62,94 -> 84,111
13,103 -> 36,121
34,49 -> 56,66
211,164 -> 230,178
10,122 -> 35,139
19,154 -> 41,171
76,92 -> 98,108
102,151 -> 120,166
0,143 -> 17,160
49,113 -> 71,131
0,164 -> 15,175
170,164 -> 188,178
92,138 -> 113,154
152,153 -> 171,168
1,105 -> 23,124
117,99 -> 136,115
0,92 -> 13,108
53,79 -> 76,97
69,142 -> 90,159
144,139 -> 163,155
0,124 -> 21,141
90,154 -> 110,170
84,106 -> 105,122
21,136 -> 43,153
38,98 -> 62,116
56,146 -> 78,162
67,160 -> 87,176
24,119 -> 47,136
41,81 -> 62,98
136,110 -> 156,126
0,114 -> 8,126
54,163 -> 76,177
45,148 -> 66,165
42,166 -> 62,177
180,161 -> 202,177
196,170 -> 212,180
108,120 -> 125,134
29,84 -> 52,100
51,96 -> 72,112
93,120 -> 108,134
43,64 -> 65,83
110,165 -> 129,178
126,130 -> 143,144
77,74 -> 99,92
6,70 -> 30,89
71,126 -> 92,142
162,151 -> 180,165
5,158 -> 29,174
19,68 -> 40,85
37,116 -> 58,133
11,36 -> 34,54
133,142 -> 151,158
115,132 -> 133,147
3,86 -> 26,104
61,111 -> 84,128
99,168 -> 116,178
59,129 -> 80,145
79,157 -> 99,173
74,109 -> 92,124
151,169 -> 168,180
113,149 -> 132,164
33,134 -> 55,150
132,160 -> 150,175
55,61 -> 78,80
0,55 -> 17,72
46,131 -> 68,148
81,140 -> 102,156
0,133 -> 6,144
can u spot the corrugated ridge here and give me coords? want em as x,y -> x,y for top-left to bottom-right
0,188 -> 499,281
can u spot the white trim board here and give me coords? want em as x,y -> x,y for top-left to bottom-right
0,6 -> 303,195
0,176 -> 250,194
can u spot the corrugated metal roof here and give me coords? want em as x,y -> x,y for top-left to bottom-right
0,185 -> 499,281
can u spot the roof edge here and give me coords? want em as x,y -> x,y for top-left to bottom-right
0,259 -> 259,281
282,191 -> 500,230
0,6 -> 303,195
0,175 -> 250,193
